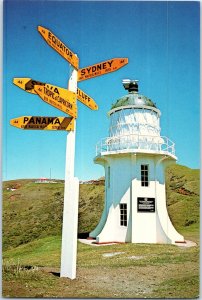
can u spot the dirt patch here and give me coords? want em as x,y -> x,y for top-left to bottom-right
3,261 -> 198,298
102,252 -> 125,257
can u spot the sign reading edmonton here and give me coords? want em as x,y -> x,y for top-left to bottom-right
10,116 -> 74,131
13,78 -> 98,111
78,58 -> 128,81
38,26 -> 79,70
34,84 -> 77,118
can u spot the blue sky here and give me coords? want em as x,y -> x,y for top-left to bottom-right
3,0 -> 200,181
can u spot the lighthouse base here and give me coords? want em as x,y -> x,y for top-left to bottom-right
90,153 -> 184,245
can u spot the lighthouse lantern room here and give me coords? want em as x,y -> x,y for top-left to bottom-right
90,79 -> 184,244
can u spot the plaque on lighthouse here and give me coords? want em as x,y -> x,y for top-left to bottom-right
137,198 -> 155,213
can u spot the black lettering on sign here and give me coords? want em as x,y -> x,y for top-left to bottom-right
81,60 -> 114,76
48,31 -> 73,59
47,117 -> 54,124
23,117 -> 29,123
137,197 -> 155,213
25,80 -> 45,91
24,117 -> 61,126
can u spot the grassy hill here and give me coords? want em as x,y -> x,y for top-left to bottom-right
3,179 -> 105,251
2,164 -> 200,298
166,164 -> 200,234
3,164 -> 199,251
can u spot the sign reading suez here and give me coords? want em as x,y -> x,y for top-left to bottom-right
10,116 -> 74,131
13,78 -> 98,111
78,58 -> 128,81
38,26 -> 79,70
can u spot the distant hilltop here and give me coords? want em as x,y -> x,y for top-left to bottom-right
80,177 -> 105,185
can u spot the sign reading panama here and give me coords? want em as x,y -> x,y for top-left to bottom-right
10,116 -> 74,131
38,26 -> 79,70
78,58 -> 128,81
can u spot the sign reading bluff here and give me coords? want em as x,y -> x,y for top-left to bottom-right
78,58 -> 128,81
34,85 -> 77,118
38,26 -> 79,70
77,88 -> 98,110
10,116 -> 74,131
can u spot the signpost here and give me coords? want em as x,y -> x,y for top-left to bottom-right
60,67 -> 79,279
10,116 -> 74,131
11,25 -> 128,280
78,58 -> 128,81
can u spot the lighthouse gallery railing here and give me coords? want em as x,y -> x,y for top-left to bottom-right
96,134 -> 175,156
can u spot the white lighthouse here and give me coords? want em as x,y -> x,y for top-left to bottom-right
90,79 -> 184,245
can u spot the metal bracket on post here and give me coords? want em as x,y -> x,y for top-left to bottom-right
60,65 -> 79,279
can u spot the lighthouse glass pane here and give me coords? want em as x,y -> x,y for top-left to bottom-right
120,204 -> 127,226
141,165 -> 149,186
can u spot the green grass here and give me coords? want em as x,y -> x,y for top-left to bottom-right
3,236 -> 199,268
151,275 -> 200,298
3,235 -> 199,298
3,236 -> 61,267
3,180 -> 104,250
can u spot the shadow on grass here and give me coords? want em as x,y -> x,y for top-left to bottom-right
78,232 -> 90,239
50,271 -> 60,277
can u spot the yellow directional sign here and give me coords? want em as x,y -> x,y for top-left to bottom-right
34,85 -> 77,118
38,26 -> 79,70
10,116 -> 74,131
13,77 -> 98,111
78,58 -> 128,82
77,88 -> 98,110
13,78 -> 45,94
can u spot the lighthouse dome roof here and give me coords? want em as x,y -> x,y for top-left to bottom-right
111,92 -> 157,110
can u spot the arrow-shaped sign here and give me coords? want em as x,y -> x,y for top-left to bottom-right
13,78 -> 98,111
77,88 -> 98,110
34,85 -> 77,118
13,78 -> 45,94
10,116 -> 74,131
78,58 -> 128,82
38,26 -> 79,70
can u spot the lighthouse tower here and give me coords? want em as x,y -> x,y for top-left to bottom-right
90,79 -> 184,244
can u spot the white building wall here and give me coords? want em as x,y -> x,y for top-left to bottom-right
131,155 -> 157,243
91,153 -> 184,244
95,155 -> 132,243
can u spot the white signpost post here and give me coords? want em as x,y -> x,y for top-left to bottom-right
60,67 -> 79,279
11,25 -> 128,280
